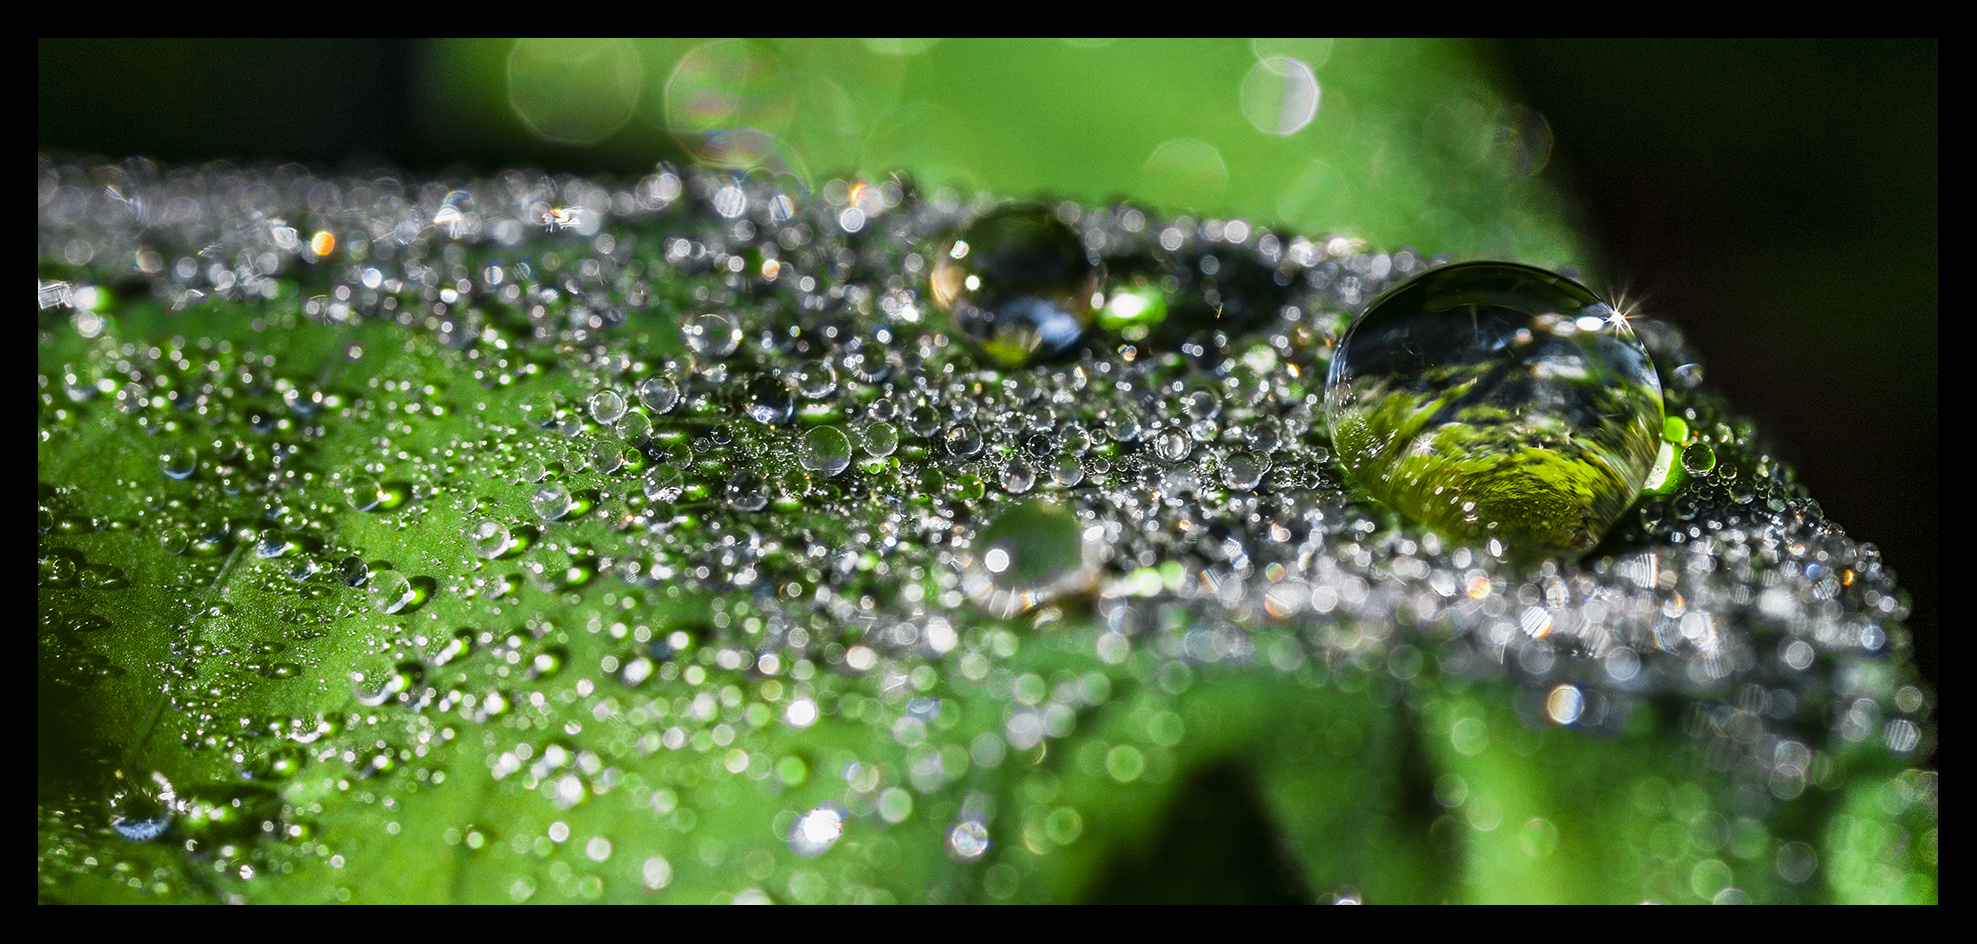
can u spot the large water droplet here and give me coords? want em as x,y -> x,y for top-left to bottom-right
1323,262 -> 1662,558
931,205 -> 1098,367
682,312 -> 742,358
798,426 -> 852,477
367,570 -> 417,614
962,499 -> 1105,617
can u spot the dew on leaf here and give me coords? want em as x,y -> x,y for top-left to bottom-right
367,570 -> 417,614
467,520 -> 515,560
682,312 -> 742,358
636,376 -> 680,415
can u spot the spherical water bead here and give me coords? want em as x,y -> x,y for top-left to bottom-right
588,389 -> 627,424
860,421 -> 900,458
1153,426 -> 1192,463
644,464 -> 684,502
1001,460 -> 1037,494
746,375 -> 795,426
906,405 -> 942,438
798,426 -> 852,477
1222,450 -> 1271,491
532,483 -> 575,521
1682,442 -> 1717,475
636,376 -> 680,414
682,312 -> 742,358
614,410 -> 652,444
962,499 -> 1106,618
467,520 -> 515,559
367,570 -> 417,614
340,472 -> 383,512
589,434 -> 626,474
161,447 -> 197,480
1323,262 -> 1663,559
930,204 -> 1099,367
945,424 -> 984,459
519,392 -> 559,428
794,359 -> 838,399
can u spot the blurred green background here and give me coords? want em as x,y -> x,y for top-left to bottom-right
38,38 -> 1935,693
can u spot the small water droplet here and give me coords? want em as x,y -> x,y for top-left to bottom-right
161,447 -> 197,480
746,374 -> 795,426
644,464 -> 685,502
945,423 -> 984,459
1153,426 -> 1192,463
860,421 -> 900,458
1222,450 -> 1271,491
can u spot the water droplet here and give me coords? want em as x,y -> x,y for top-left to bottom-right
636,376 -> 680,414
340,472 -> 383,512
367,570 -> 417,614
532,483 -> 575,521
963,500 -> 1105,617
518,392 -> 560,428
860,421 -> 900,458
160,447 -> 197,480
589,434 -> 626,474
745,374 -> 795,426
1682,442 -> 1717,475
1222,450 -> 1271,491
1153,426 -> 1192,463
587,389 -> 626,424
945,815 -> 991,862
945,423 -> 983,459
682,312 -> 742,358
931,205 -> 1097,367
1324,262 -> 1663,558
467,520 -> 514,559
1000,460 -> 1036,494
794,359 -> 838,399
798,426 -> 852,477
644,464 -> 684,502
725,475 -> 768,511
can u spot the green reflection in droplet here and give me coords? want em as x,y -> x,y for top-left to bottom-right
1323,262 -> 1663,559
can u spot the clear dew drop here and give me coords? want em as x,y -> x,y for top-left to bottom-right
745,375 -> 795,426
532,483 -> 575,521
682,312 -> 742,358
945,423 -> 984,459
798,426 -> 852,477
467,519 -> 514,559
160,447 -> 197,480
643,464 -> 684,502
636,376 -> 680,414
1323,262 -> 1663,558
518,392 -> 559,428
587,389 -> 626,424
860,421 -> 900,458
794,359 -> 838,399
367,570 -> 416,614
1221,450 -> 1271,491
930,204 -> 1098,367
1153,426 -> 1192,463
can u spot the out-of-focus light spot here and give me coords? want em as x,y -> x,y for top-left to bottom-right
945,814 -> 991,862
507,38 -> 644,146
784,696 -> 818,728
1545,684 -> 1584,725
309,230 -> 335,258
1240,56 -> 1320,136
1450,716 -> 1488,756
664,39 -> 795,171
787,803 -> 846,857
1492,105 -> 1555,179
1142,138 -> 1226,210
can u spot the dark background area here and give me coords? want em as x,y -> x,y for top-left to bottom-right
39,39 -> 1936,695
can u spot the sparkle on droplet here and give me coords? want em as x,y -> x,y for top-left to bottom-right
1323,262 -> 1662,558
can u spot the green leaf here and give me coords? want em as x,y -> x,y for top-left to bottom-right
39,40 -> 1933,904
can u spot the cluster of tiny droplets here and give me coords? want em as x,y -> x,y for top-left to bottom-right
40,155 -> 1929,860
